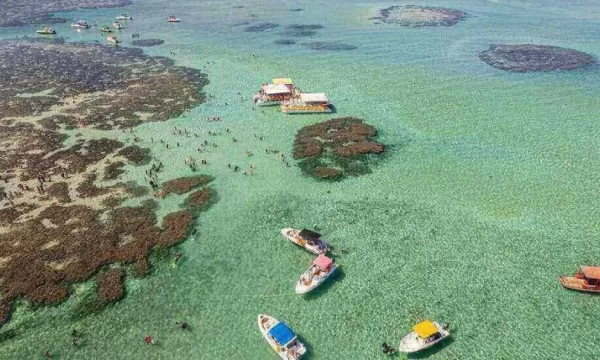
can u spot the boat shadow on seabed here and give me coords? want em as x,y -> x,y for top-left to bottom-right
302,267 -> 345,301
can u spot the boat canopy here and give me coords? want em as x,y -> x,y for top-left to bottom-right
268,322 -> 295,346
299,229 -> 321,241
581,266 -> 600,280
300,93 -> 328,103
413,320 -> 438,339
272,78 -> 293,85
313,254 -> 332,268
264,83 -> 292,95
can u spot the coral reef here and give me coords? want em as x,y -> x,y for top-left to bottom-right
479,44 -> 596,72
302,42 -> 357,51
373,5 -> 467,27
131,39 -> 165,47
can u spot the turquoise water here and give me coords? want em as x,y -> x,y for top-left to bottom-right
2,0 -> 600,358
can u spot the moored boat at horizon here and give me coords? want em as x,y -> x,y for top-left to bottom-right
281,228 -> 328,255
253,78 -> 296,106
295,254 -> 338,294
36,27 -> 56,35
106,36 -> 119,44
116,14 -> 133,20
398,320 -> 450,353
560,266 -> 600,293
258,314 -> 306,360
113,21 -> 124,30
167,16 -> 181,23
70,20 -> 89,29
281,93 -> 332,114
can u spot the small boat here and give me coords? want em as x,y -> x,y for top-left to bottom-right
106,36 -> 119,44
295,254 -> 338,294
281,93 -> 332,114
100,26 -> 112,33
258,314 -> 306,360
36,27 -> 56,35
398,320 -> 450,353
112,21 -> 124,30
116,14 -> 133,20
280,228 -> 328,255
70,20 -> 89,29
560,266 -> 600,293
167,16 -> 181,23
253,78 -> 296,107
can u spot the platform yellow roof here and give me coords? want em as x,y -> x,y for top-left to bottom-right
413,320 -> 438,338
272,78 -> 293,85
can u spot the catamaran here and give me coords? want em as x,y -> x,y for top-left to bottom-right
106,36 -> 119,44
112,21 -> 124,30
281,93 -> 332,114
253,78 -> 296,106
560,266 -> 600,293
398,320 -> 450,353
167,16 -> 181,22
70,20 -> 89,29
295,254 -> 338,294
116,14 -> 133,20
258,314 -> 306,360
280,228 -> 328,255
36,27 -> 56,35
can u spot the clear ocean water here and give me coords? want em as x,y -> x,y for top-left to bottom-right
2,0 -> 600,359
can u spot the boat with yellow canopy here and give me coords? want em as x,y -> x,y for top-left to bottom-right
398,320 -> 450,353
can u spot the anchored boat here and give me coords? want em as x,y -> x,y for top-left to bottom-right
100,26 -> 112,33
116,14 -> 133,20
560,266 -> 600,293
70,20 -> 89,29
295,254 -> 337,294
167,16 -> 181,23
398,320 -> 450,353
113,21 -> 124,30
36,27 -> 56,35
258,314 -> 306,360
281,93 -> 332,114
253,78 -> 296,106
281,228 -> 328,255
106,36 -> 119,44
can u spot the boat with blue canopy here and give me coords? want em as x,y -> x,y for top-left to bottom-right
258,314 -> 306,359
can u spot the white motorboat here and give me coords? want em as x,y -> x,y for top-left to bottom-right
36,27 -> 56,35
295,254 -> 338,294
106,36 -> 119,44
70,20 -> 89,29
280,228 -> 328,255
116,14 -> 133,20
258,314 -> 306,360
112,21 -> 124,30
398,320 -> 450,353
167,16 -> 181,23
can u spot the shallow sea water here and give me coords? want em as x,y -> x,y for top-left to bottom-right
1,0 -> 600,359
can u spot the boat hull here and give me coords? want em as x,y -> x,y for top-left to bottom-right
281,107 -> 332,114
280,228 -> 327,255
560,276 -> 600,293
295,264 -> 337,294
398,322 -> 450,353
258,314 -> 305,360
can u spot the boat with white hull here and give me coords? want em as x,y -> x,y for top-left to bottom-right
281,228 -> 328,255
258,314 -> 306,360
295,254 -> 337,294
398,320 -> 450,353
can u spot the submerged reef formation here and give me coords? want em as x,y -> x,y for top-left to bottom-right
303,42 -> 358,51
245,22 -> 279,32
479,44 -> 596,72
274,39 -> 296,45
0,0 -> 132,27
0,39 -> 212,327
131,39 -> 165,47
373,5 -> 467,27
282,24 -> 324,37
293,117 -> 385,181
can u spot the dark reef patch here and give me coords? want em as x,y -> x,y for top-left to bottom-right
303,42 -> 357,51
373,5 -> 467,27
290,8 -> 304,12
161,175 -> 213,195
282,24 -> 324,37
0,0 -> 132,28
274,39 -> 296,45
293,117 -> 385,181
479,44 -> 596,72
245,22 -> 279,32
131,39 -> 165,47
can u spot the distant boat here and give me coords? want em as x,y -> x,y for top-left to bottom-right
36,27 -> 56,35
281,228 -> 328,255
70,20 -> 89,29
560,266 -> 600,293
112,21 -> 124,30
106,36 -> 119,44
116,14 -> 133,20
167,16 -> 181,23
295,254 -> 337,294
100,26 -> 112,33
258,314 -> 306,359
398,320 -> 450,353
